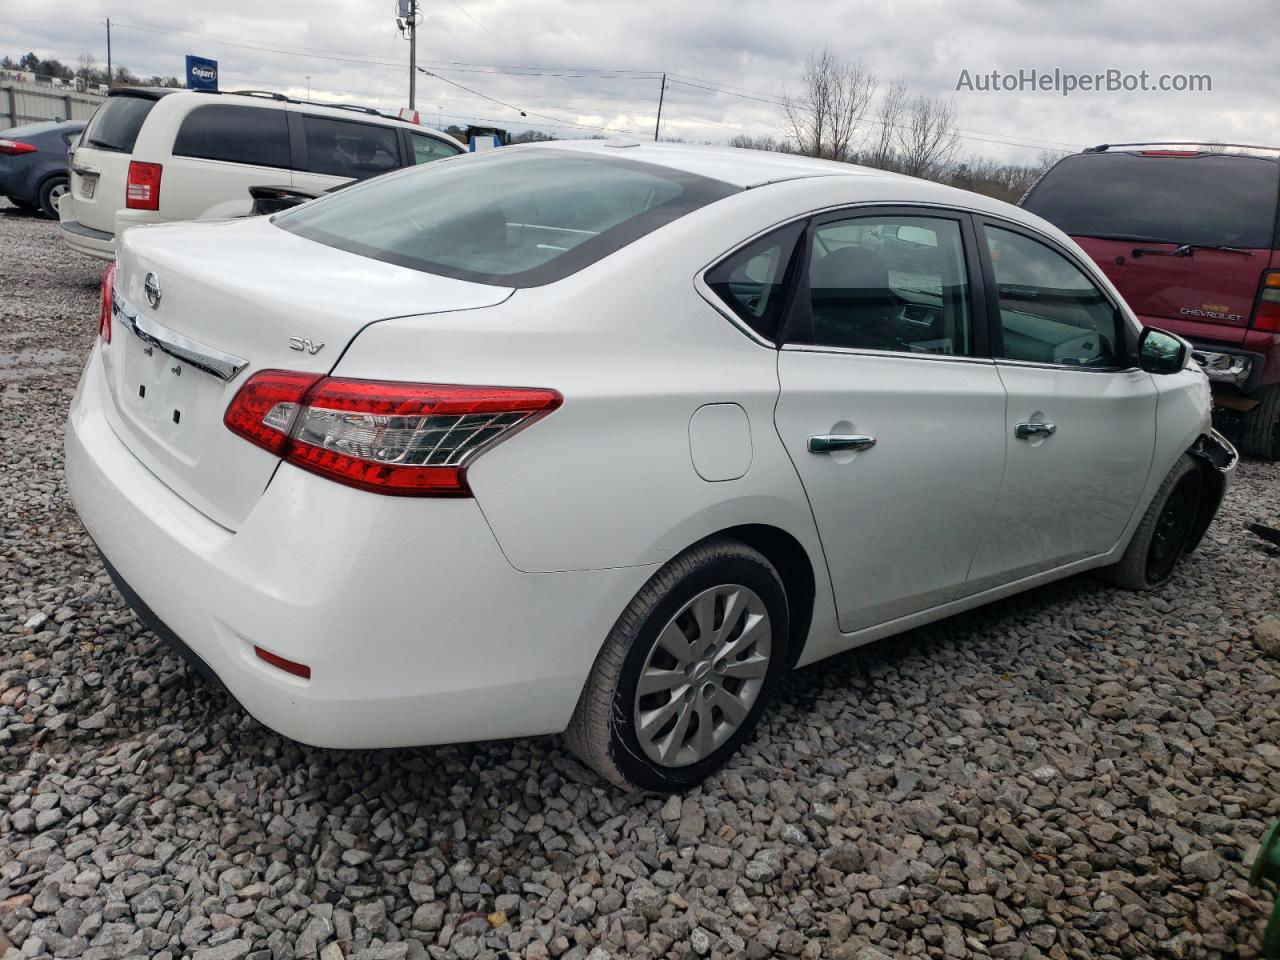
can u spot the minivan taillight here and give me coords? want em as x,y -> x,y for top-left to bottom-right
1253,271 -> 1280,333
99,263 -> 116,343
125,161 -> 162,210
0,139 -> 37,155
224,372 -> 562,496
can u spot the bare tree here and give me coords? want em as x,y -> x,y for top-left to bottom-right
782,48 -> 876,162
77,52 -> 96,82
895,94 -> 960,178
861,77 -> 908,171
728,133 -> 797,154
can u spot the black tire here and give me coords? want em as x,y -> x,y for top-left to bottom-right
1238,384 -> 1280,460
1099,454 -> 1202,591
37,175 -> 69,220
565,537 -> 790,792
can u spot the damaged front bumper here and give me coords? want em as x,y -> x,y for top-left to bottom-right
1185,429 -> 1238,553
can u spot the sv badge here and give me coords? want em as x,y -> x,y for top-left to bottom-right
289,337 -> 326,355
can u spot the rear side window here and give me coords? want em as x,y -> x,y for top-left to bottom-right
409,131 -> 461,164
173,104 -> 290,169
83,96 -> 157,153
301,116 -> 401,179
706,223 -> 803,340
1023,152 -> 1280,250
275,149 -> 738,287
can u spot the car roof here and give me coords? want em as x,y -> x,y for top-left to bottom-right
170,89 -> 449,136
523,138 -> 1043,224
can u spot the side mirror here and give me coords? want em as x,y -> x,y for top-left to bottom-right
1138,327 -> 1189,375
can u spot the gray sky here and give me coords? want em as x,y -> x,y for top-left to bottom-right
2,0 -> 1276,163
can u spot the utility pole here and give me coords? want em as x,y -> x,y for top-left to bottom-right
408,0 -> 417,110
106,18 -> 112,88
653,72 -> 666,141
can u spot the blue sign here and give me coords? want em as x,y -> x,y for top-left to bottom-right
185,55 -> 219,91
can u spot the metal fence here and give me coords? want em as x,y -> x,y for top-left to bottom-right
2,79 -> 105,129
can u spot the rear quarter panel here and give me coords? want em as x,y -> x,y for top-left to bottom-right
327,180 -> 850,583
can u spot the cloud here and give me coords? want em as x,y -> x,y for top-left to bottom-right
2,0 -> 1274,161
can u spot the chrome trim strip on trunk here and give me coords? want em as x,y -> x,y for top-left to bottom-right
112,294 -> 249,382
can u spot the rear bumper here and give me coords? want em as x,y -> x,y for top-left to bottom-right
1140,314 -> 1279,393
58,213 -> 115,261
1189,343 -> 1268,392
65,345 -> 653,748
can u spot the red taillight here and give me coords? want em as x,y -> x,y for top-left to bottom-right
253,646 -> 311,679
223,369 -> 324,456
1253,271 -> 1280,333
0,139 -> 37,156
125,161 -> 162,210
99,263 -> 116,343
224,372 -> 562,496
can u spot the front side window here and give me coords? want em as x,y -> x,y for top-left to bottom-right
275,149 -> 738,287
409,131 -> 461,164
705,223 -> 803,340
985,226 -> 1121,367
173,104 -> 291,169
301,116 -> 401,179
790,215 -> 971,356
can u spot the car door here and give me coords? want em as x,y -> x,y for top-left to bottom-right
165,102 -> 294,220
289,113 -> 405,194
965,219 -> 1157,591
772,208 -> 1008,633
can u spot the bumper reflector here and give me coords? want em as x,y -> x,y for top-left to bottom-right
254,645 -> 312,680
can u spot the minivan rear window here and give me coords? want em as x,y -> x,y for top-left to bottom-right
1022,152 -> 1280,250
82,95 -> 157,153
274,149 -> 739,287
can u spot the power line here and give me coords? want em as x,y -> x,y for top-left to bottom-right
444,0 -> 524,62
14,15 -> 1076,154
418,67 -> 646,137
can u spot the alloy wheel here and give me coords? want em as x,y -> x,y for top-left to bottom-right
633,583 -> 772,767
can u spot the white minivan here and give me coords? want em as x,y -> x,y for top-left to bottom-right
59,87 -> 463,260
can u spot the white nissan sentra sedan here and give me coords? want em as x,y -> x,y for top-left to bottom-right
65,140 -> 1236,791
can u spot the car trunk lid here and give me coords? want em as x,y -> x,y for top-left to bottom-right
1074,236 -> 1267,344
104,215 -> 513,530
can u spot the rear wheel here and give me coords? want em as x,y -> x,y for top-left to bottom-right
37,176 -> 69,220
565,537 -> 789,792
1238,384 -> 1280,461
1100,454 -> 1202,591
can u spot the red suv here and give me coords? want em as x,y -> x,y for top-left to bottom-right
1021,142 -> 1280,458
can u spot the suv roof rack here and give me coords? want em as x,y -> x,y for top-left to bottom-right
1085,140 -> 1280,154
195,87 -> 398,120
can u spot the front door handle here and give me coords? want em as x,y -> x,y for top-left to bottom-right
808,434 -> 877,454
1015,422 -> 1057,440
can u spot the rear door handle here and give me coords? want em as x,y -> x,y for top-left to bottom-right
1015,422 -> 1057,440
808,434 -> 877,454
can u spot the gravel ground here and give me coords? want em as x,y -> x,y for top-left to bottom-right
2,200 -> 1280,960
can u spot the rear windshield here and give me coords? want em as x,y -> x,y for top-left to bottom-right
274,148 -> 738,286
82,95 -> 158,154
1023,152 -> 1280,249
1,120 -> 61,138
